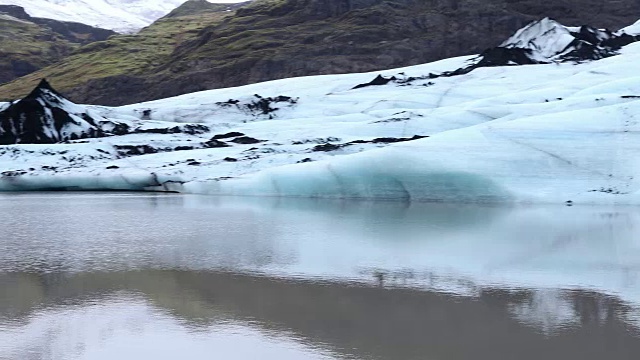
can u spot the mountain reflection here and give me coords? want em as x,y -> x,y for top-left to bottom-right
1,271 -> 640,360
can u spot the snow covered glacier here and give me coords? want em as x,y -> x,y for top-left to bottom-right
0,0 -> 189,32
2,18 -> 640,204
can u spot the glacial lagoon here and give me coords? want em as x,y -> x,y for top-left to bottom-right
1,193 -> 640,360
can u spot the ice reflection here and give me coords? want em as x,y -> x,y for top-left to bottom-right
0,193 -> 640,359
509,290 -> 581,334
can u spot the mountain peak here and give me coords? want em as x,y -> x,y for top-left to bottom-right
36,78 -> 53,90
484,18 -> 639,65
424,17 -> 640,80
25,78 -> 59,98
0,4 -> 31,20
20,79 -> 73,112
500,17 -> 576,61
0,80 -> 117,145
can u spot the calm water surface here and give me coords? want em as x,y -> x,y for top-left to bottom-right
1,193 -> 640,360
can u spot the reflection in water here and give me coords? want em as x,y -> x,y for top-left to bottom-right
0,193 -> 640,359
509,289 -> 581,333
0,292 -> 337,360
1,271 -> 640,360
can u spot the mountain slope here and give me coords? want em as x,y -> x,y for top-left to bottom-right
164,0 -> 249,18
1,18 -> 640,204
0,2 -> 238,104
0,0 -> 189,33
0,5 -> 115,44
2,0 -> 640,106
0,5 -> 115,85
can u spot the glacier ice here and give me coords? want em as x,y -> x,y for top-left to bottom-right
2,19 -> 640,204
0,0 -> 188,32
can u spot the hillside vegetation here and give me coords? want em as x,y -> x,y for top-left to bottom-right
0,5 -> 114,85
1,0 -> 639,105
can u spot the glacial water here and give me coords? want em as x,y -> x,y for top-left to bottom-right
1,193 -> 639,360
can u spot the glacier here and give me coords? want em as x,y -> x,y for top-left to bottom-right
0,0 -> 191,32
2,18 -> 640,204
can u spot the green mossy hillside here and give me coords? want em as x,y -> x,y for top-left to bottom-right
1,0 -> 639,105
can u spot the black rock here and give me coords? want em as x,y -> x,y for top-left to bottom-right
181,124 -> 210,135
136,127 -> 178,134
231,136 -> 264,144
204,139 -> 231,148
1,170 -> 27,177
114,145 -> 159,157
353,75 -> 398,90
216,99 -> 240,106
106,122 -> 131,136
135,124 -> 209,135
603,33 -> 638,49
211,131 -> 245,140
246,96 -> 297,115
475,47 -> 538,67
309,135 -> 428,152
141,109 -> 152,120
370,135 -> 428,143
312,143 -> 344,152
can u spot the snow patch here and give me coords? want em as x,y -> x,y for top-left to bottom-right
619,19 -> 640,36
